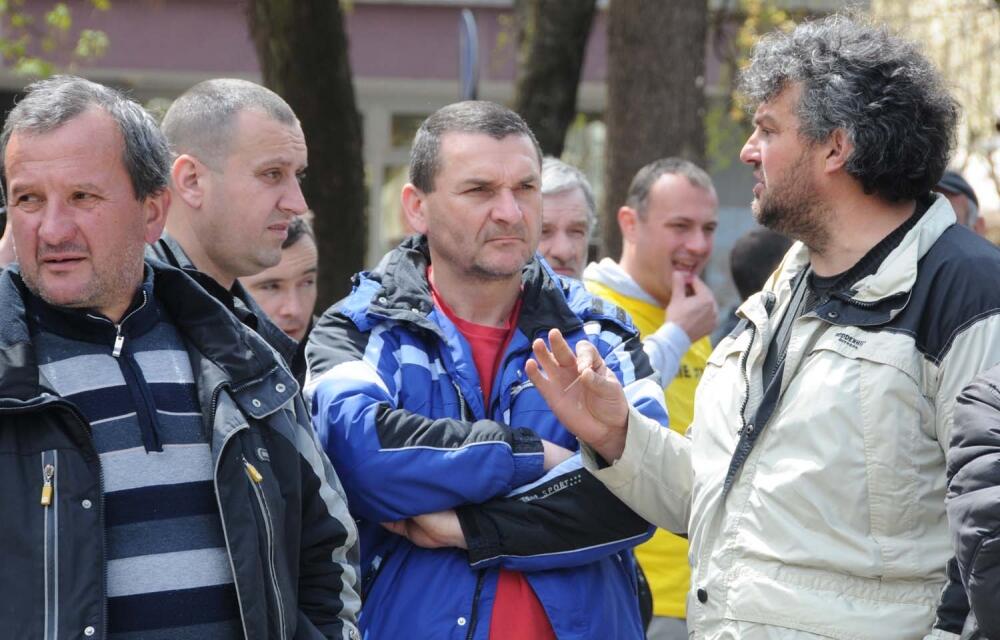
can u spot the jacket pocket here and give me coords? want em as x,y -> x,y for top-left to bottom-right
41,450 -> 58,640
244,456 -> 287,640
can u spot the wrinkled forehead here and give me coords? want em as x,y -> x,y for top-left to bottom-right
542,188 -> 591,225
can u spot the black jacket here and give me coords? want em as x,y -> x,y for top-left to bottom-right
0,262 -> 360,640
949,363 -> 1000,639
147,234 -> 302,380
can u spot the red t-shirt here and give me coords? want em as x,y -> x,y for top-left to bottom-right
429,272 -> 556,640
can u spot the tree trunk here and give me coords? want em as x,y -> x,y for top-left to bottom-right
603,0 -> 708,259
513,0 -> 598,157
246,0 -> 366,311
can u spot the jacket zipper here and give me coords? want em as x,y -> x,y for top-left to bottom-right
212,423 -> 251,640
452,380 -> 470,421
736,323 -> 758,436
41,451 -> 58,640
359,550 -> 393,602
465,570 -> 486,640
206,373 -> 281,640
243,455 -> 287,640
4,400 -> 102,639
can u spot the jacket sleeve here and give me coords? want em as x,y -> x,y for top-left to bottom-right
946,369 -> 1000,639
306,311 -> 546,523
285,394 -> 362,640
642,321 -> 690,389
934,313 -> 1000,634
454,326 -> 671,571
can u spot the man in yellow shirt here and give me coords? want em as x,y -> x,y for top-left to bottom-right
584,157 -> 718,640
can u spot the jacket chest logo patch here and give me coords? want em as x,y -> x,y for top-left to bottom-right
835,332 -> 865,349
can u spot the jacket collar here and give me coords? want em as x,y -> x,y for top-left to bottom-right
150,233 -> 298,366
759,193 -> 953,326
342,235 -> 586,339
0,261 -> 296,417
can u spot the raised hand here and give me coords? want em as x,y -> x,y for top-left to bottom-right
525,328 -> 629,463
666,271 -> 717,342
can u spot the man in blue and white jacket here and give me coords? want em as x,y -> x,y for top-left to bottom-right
307,101 -> 669,639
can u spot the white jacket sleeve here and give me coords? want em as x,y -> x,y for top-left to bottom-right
579,405 -> 693,535
642,322 -> 691,389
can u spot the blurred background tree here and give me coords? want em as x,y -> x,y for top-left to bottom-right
247,0 -> 366,310
512,0 -> 598,158
0,0 -> 110,77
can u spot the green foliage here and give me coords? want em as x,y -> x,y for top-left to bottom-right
706,0 -> 797,170
0,0 -> 111,78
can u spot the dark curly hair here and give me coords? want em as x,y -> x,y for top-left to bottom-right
739,14 -> 959,202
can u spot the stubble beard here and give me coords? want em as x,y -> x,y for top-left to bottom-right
754,166 -> 830,255
24,240 -> 146,317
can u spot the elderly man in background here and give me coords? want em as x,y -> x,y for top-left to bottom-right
538,157 -> 597,280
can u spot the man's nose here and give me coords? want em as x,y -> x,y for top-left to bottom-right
38,203 -> 78,246
491,188 -> 524,225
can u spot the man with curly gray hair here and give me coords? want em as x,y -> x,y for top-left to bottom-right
523,14 -> 1000,639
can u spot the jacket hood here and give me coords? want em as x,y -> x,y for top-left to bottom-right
582,258 -> 660,307
0,261 -> 294,411
340,235 -> 631,339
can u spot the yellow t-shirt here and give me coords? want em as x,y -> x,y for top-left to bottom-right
585,279 -> 711,619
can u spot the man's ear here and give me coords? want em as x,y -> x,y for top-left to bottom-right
142,189 -> 171,245
617,206 -> 639,242
401,183 -> 429,234
823,128 -> 853,174
170,154 -> 207,209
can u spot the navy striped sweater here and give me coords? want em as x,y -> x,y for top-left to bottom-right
27,272 -> 242,639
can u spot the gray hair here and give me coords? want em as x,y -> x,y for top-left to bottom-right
541,156 -> 597,233
1,75 -> 170,201
739,14 -> 959,202
625,157 -> 715,219
161,78 -> 297,168
409,101 -> 542,193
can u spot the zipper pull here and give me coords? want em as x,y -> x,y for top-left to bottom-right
112,325 -> 125,358
243,459 -> 264,484
41,464 -> 54,507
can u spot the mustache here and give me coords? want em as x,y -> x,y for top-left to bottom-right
482,223 -> 528,242
37,242 -> 88,259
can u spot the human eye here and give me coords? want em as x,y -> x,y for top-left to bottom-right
261,168 -> 284,183
13,193 -> 43,212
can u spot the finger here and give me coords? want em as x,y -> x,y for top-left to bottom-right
548,328 -> 577,368
672,269 -> 687,295
531,337 -> 562,377
574,340 -> 604,375
690,276 -> 712,296
525,358 -> 555,395
381,521 -> 407,537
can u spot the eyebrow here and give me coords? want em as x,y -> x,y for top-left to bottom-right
753,114 -> 777,128
256,157 -> 308,170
